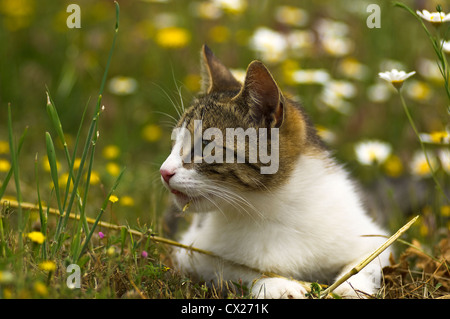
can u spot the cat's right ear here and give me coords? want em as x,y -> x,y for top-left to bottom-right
200,44 -> 241,94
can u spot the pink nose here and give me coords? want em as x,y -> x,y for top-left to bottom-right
160,169 -> 175,184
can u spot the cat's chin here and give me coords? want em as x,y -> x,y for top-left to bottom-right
172,190 -> 205,212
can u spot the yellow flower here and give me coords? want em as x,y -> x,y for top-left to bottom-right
441,205 -> 450,217
109,195 -> 119,203
89,171 -> 101,185
107,246 -> 116,256
0,141 -> 9,154
42,157 -> 60,172
142,124 -> 162,142
0,159 -> 11,172
0,0 -> 35,30
102,145 -> 121,160
3,288 -> 12,298
155,27 -> 190,48
26,231 -> 45,244
383,155 -> 403,178
39,261 -> 56,272
106,162 -> 121,177
73,158 -> 82,170
120,196 -> 135,207
34,282 -> 48,297
209,25 -> 230,43
184,74 -> 201,92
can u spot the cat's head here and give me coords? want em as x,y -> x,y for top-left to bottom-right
160,45 -> 324,212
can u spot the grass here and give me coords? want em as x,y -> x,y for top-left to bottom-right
0,0 -> 449,299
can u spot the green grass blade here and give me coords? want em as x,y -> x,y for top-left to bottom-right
7,104 -> 23,252
34,153 -> 47,260
76,167 -> 125,262
0,126 -> 27,200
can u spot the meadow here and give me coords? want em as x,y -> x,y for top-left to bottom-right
0,0 -> 449,299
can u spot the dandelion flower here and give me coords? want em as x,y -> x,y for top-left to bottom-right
39,261 -> 56,272
416,9 -> 450,24
33,282 -> 48,297
441,205 -> 450,217
86,171 -> 101,185
102,145 -> 121,160
26,231 -> 45,244
383,155 -> 404,178
0,141 -> 9,154
355,140 -> 392,166
106,162 -> 121,177
378,69 -> 416,89
142,124 -> 162,142
0,159 -> 11,172
155,27 -> 190,49
120,196 -> 135,207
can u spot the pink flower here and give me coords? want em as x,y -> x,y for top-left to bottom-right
141,251 -> 148,258
98,231 -> 105,239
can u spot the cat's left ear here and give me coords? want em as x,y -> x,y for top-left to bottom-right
233,61 -> 284,128
200,44 -> 241,94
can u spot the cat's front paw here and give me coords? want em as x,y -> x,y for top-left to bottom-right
251,277 -> 308,299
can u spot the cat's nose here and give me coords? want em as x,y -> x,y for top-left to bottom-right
160,169 -> 175,184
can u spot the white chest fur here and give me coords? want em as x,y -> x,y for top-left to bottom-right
173,153 -> 391,298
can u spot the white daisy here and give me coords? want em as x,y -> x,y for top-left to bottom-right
416,9 -> 450,24
438,149 -> 450,173
410,151 -> 438,177
108,76 -> 138,95
441,40 -> 450,54
249,27 -> 288,63
378,69 -> 416,89
355,140 -> 392,166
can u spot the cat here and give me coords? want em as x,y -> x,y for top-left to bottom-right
160,45 -> 391,298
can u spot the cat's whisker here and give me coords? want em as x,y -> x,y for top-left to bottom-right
151,82 -> 184,120
152,110 -> 179,128
196,182 -> 264,221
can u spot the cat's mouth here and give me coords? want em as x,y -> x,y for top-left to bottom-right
170,188 -> 203,206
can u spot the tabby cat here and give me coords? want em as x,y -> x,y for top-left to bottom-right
160,45 -> 391,298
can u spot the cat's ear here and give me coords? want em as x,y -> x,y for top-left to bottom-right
200,44 -> 241,94
233,61 -> 284,128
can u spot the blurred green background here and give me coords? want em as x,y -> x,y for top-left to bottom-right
0,0 -> 448,241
